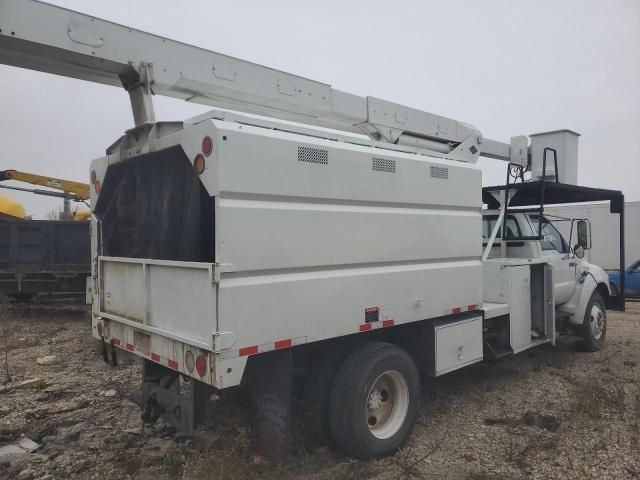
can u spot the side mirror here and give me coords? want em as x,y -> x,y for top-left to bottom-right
577,220 -> 591,250
573,244 -> 585,259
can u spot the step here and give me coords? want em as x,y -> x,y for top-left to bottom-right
555,334 -> 583,345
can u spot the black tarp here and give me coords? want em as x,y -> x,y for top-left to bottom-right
94,146 -> 214,262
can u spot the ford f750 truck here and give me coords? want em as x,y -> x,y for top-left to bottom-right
0,0 -> 625,459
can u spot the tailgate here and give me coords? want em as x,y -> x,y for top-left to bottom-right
97,256 -> 216,350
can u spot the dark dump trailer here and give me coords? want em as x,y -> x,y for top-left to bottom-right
0,218 -> 90,301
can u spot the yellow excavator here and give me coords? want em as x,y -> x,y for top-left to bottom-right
0,169 -> 90,221
0,194 -> 28,220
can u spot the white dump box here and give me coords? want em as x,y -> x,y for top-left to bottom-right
90,113 -> 484,388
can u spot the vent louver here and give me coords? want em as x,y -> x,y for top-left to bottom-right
430,166 -> 449,180
372,157 -> 396,173
298,146 -> 328,165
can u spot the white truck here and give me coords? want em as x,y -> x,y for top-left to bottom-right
0,0 -> 626,459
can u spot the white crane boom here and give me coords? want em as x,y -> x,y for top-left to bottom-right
0,0 -> 527,165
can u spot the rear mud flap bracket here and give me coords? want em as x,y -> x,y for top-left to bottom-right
244,349 -> 293,461
142,360 -> 212,435
101,337 -> 118,367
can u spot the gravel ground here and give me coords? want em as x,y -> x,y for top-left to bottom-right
0,303 -> 638,480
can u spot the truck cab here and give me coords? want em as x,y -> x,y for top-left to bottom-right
481,209 -> 611,351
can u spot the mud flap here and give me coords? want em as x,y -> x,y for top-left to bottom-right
101,337 -> 118,367
142,360 -> 212,435
244,349 -> 293,461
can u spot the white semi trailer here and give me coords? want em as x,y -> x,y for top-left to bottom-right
546,201 -> 640,271
0,0 -> 626,459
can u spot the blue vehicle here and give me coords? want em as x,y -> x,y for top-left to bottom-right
608,259 -> 640,297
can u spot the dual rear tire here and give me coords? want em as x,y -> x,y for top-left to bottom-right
321,342 -> 420,458
307,292 -> 607,457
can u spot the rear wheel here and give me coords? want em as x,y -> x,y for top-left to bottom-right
610,283 -> 619,297
328,342 -> 420,458
578,290 -> 607,352
302,349 -> 346,448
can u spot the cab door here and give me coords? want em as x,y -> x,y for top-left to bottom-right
528,215 -> 576,305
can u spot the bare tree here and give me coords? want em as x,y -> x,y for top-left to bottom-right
45,204 -> 77,221
0,295 -> 11,384
45,207 -> 63,221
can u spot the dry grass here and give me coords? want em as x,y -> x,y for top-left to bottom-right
492,349 -> 640,478
183,450 -> 276,480
631,386 -> 640,451
1,303 -> 42,351
569,375 -> 627,419
1,303 -> 639,479
2,334 -> 41,352
466,473 -> 509,480
505,431 -> 561,472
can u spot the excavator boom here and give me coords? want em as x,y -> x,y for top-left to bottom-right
0,169 -> 90,200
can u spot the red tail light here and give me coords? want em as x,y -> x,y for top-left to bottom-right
202,136 -> 213,157
195,354 -> 207,377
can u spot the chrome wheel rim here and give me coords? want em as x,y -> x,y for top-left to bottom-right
589,303 -> 605,340
366,370 -> 409,440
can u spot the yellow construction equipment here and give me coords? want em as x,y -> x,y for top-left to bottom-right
0,169 -> 90,221
0,194 -> 28,220
73,209 -> 92,221
0,169 -> 89,200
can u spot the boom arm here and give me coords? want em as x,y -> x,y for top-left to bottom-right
0,169 -> 89,201
0,0 -> 528,165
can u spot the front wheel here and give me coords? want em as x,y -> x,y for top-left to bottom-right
328,342 -> 420,458
578,290 -> 607,352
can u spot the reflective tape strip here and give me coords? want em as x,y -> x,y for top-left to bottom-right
239,345 -> 259,357
149,352 -> 179,371
110,337 -> 178,371
446,305 -> 480,315
232,337 -> 307,359
360,319 -> 395,333
274,339 -> 292,349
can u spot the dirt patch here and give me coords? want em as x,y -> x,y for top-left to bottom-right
0,303 -> 639,479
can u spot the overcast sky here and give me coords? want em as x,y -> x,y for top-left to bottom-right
1,0 -> 638,219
